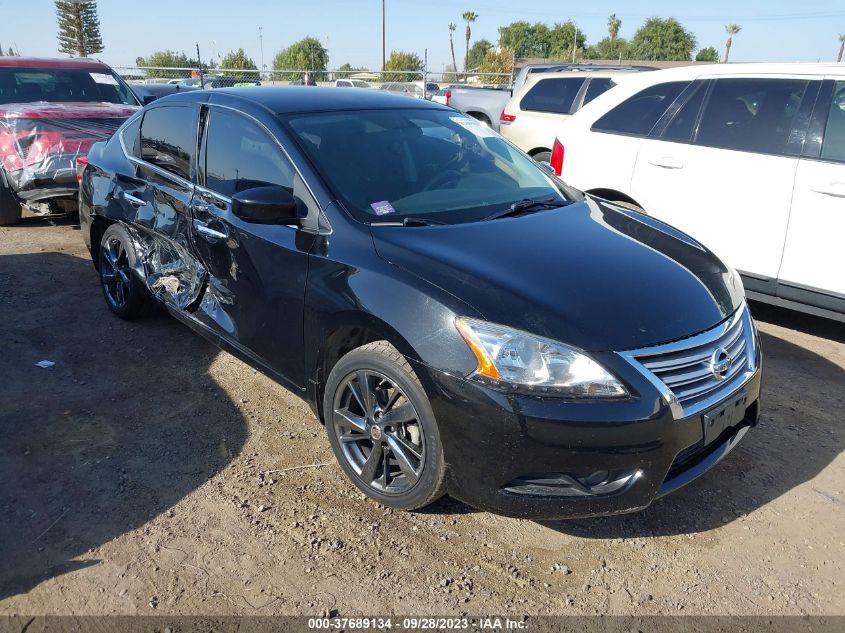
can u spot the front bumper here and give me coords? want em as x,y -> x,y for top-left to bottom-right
418,357 -> 761,520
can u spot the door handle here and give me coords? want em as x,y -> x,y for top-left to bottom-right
810,182 -> 845,198
122,192 -> 146,207
193,218 -> 229,241
648,156 -> 684,169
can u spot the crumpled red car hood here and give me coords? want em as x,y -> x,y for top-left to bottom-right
0,101 -> 138,194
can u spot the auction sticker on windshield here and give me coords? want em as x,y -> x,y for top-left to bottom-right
370,200 -> 396,215
90,73 -> 119,85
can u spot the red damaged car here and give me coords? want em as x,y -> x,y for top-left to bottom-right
0,57 -> 139,225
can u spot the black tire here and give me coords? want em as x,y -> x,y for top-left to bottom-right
98,224 -> 155,320
0,178 -> 22,226
324,341 -> 447,511
532,151 -> 552,164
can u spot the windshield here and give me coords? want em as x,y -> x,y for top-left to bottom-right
0,67 -> 139,106
284,108 -> 571,225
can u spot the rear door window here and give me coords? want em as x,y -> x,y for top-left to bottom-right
204,108 -> 294,197
592,81 -> 690,136
520,77 -> 587,114
140,106 -> 196,180
582,78 -> 615,106
695,78 -> 810,155
662,81 -> 708,142
820,81 -> 845,163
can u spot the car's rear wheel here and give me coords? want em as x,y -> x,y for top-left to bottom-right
324,341 -> 447,510
0,178 -> 22,226
98,224 -> 155,319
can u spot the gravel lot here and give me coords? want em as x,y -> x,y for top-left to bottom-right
1,217 -> 843,617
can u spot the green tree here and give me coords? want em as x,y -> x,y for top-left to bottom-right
448,23 -> 459,78
478,46 -> 514,77
629,17 -> 697,61
546,21 -> 587,60
462,11 -> 478,73
336,62 -> 367,77
608,14 -> 622,40
696,46 -> 720,62
220,48 -> 257,70
724,23 -> 741,63
838,34 -> 845,63
135,50 -> 203,79
272,37 -> 329,81
7,47 -> 15,56
587,37 -> 630,60
382,50 -> 423,81
467,39 -> 493,70
55,1 -> 103,57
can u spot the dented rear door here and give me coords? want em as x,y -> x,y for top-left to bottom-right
132,104 -> 205,309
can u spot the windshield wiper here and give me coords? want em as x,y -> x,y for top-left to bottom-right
483,196 -> 566,222
371,217 -> 446,227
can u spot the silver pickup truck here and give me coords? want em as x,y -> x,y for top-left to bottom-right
434,86 -> 512,131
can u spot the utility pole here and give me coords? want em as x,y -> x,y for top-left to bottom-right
382,0 -> 386,70
259,26 -> 265,76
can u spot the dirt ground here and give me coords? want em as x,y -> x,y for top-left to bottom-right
0,217 -> 843,617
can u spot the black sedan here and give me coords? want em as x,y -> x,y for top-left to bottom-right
78,88 -> 762,519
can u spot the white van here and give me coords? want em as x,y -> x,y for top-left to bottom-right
551,63 -> 845,321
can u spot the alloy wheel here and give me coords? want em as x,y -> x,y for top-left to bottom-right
331,370 -> 426,495
100,237 -> 132,309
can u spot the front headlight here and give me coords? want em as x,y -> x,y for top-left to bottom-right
455,317 -> 628,398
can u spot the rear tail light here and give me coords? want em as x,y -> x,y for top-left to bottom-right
550,138 -> 564,176
500,110 -> 516,124
445,90 -> 451,106
76,156 -> 89,183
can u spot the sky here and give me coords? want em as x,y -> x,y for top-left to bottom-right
1,0 -> 844,71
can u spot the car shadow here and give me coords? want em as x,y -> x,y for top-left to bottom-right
0,252 -> 248,600
542,315 -> 844,538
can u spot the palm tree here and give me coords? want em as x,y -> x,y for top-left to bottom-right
724,23 -> 742,63
608,14 -> 621,40
448,23 -> 458,76
462,11 -> 478,77
838,33 -> 845,63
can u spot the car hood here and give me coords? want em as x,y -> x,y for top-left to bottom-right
0,102 -> 139,119
370,197 -> 744,352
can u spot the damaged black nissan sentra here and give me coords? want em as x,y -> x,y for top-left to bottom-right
78,88 -> 761,519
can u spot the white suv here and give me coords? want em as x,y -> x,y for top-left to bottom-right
551,63 -> 845,321
499,69 -> 641,162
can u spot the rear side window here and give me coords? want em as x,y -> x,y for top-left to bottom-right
592,81 -> 689,135
120,115 -> 141,157
140,106 -> 196,180
520,77 -> 587,114
582,78 -> 615,106
695,78 -> 809,155
663,82 -> 708,142
820,81 -> 845,163
204,109 -> 294,197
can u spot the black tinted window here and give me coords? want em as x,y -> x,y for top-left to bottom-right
140,106 -> 195,179
121,115 -> 141,157
821,81 -> 845,163
583,78 -> 615,106
592,81 -> 689,135
205,109 -> 294,197
696,78 -> 809,154
520,77 -> 586,114
663,82 -> 707,142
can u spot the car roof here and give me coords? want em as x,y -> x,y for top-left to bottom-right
154,86 -> 447,114
0,56 -> 111,69
625,62 -> 845,82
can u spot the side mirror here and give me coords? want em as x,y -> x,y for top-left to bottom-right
142,94 -> 156,105
231,186 -> 303,225
538,161 -> 556,176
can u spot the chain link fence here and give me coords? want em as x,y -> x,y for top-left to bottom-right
114,66 -> 514,97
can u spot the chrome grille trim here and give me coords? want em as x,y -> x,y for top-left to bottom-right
619,304 -> 758,419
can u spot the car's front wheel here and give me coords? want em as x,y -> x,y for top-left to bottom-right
98,224 -> 155,319
0,177 -> 22,226
324,341 -> 447,510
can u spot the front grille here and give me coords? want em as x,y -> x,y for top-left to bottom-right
624,305 -> 757,417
